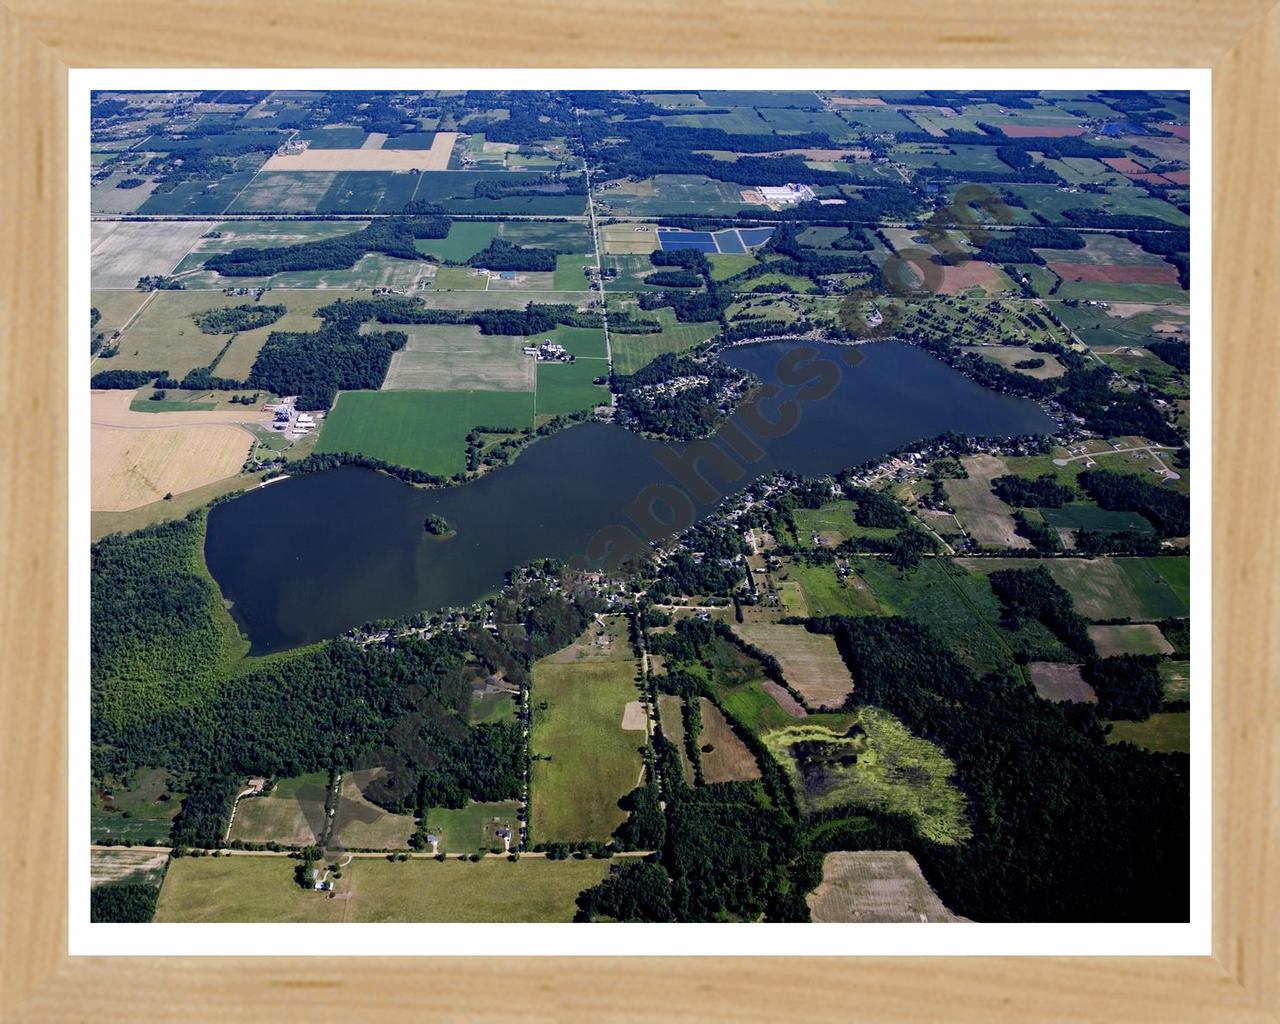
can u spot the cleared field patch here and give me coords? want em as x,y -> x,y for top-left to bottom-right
331,768 -> 417,850
1160,660 -> 1191,702
958,344 -> 1065,380
91,219 -> 215,289
657,694 -> 695,785
227,171 -> 338,213
945,453 -> 1029,549
935,259 -> 1006,295
92,423 -> 253,511
154,855 -> 351,923
530,649 -> 644,844
90,290 -> 150,337
317,390 -> 533,476
264,133 -> 458,171
380,325 -> 535,392
91,767 -> 183,844
228,772 -> 328,846
731,623 -> 853,709
1050,262 -> 1179,285
786,560 -> 881,617
1088,623 -> 1174,657
807,851 -> 965,923
348,857 -> 610,923
697,698 -> 761,784
90,848 -> 170,889
1028,662 -> 1096,703
602,221 -> 660,254
1106,711 -> 1190,754
101,290 -> 267,377
423,801 -> 521,855
763,708 -> 971,844
546,614 -> 632,665
413,220 -> 498,262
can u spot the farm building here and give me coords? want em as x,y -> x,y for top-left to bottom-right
757,183 -> 816,205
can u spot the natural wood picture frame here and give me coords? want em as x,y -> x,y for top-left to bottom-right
1,2 -> 1276,1019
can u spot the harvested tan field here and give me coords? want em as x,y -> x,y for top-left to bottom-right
91,848 -> 170,888
698,698 -> 761,783
762,680 -> 808,717
945,454 -> 1029,549
93,423 -> 254,511
1162,169 -> 1190,185
1050,263 -> 1179,285
621,701 -> 649,732
263,132 -> 458,171
1028,662 -> 1096,704
1102,157 -> 1147,175
825,96 -> 886,107
91,219 -> 215,289
935,259 -> 1002,295
732,623 -> 853,709
91,389 -> 271,428
807,851 -> 966,923
1107,301 -> 1189,319
1088,623 -> 1175,657
360,132 -> 388,150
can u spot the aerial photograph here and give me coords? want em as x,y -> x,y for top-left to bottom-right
87,87 -> 1192,926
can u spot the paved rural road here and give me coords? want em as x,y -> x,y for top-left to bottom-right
91,844 -> 655,860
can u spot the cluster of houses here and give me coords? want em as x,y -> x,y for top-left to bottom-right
522,339 -> 571,362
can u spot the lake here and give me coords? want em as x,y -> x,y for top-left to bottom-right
206,341 -> 1054,652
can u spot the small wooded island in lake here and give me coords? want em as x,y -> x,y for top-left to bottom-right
423,514 -> 453,537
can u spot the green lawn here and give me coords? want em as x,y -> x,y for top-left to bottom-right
423,801 -> 521,854
549,325 -> 608,359
318,390 -> 533,475
529,656 -> 644,845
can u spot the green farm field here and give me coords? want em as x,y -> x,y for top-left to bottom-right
958,556 -> 1191,620
379,324 -> 535,392
100,288 -> 367,380
413,221 -> 498,261
157,853 -> 603,923
1105,712 -> 1190,754
529,640 -> 644,845
609,308 -> 721,375
535,358 -> 609,419
317,390 -> 533,476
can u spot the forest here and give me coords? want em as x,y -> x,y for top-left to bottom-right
191,303 -> 285,334
246,325 -> 407,409
1079,469 -> 1190,536
811,614 -> 1188,922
